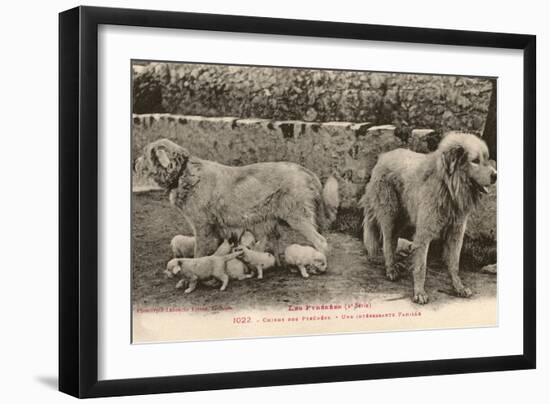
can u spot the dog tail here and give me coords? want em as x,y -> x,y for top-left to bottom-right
322,175 -> 340,224
359,191 -> 381,256
362,214 -> 381,256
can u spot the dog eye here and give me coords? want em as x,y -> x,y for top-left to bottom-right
471,158 -> 480,165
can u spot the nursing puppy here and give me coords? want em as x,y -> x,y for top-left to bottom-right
170,235 -> 195,258
214,239 -> 254,281
360,132 -> 496,304
284,244 -> 327,278
134,139 -> 339,258
233,246 -> 276,280
164,251 -> 243,293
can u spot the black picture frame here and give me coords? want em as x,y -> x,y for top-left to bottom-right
59,5 -> 536,398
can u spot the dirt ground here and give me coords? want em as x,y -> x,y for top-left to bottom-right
132,191 -> 497,310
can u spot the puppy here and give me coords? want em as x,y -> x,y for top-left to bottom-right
213,239 -> 254,281
164,250 -> 243,293
233,246 -> 276,280
239,230 -> 257,249
134,139 -> 339,258
396,238 -> 413,256
284,244 -> 327,278
170,235 -> 195,258
360,132 -> 496,304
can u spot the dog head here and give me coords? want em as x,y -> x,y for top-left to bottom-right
439,132 -> 496,200
312,254 -> 328,274
264,252 -> 277,269
240,231 -> 257,249
134,139 -> 190,189
164,258 -> 183,278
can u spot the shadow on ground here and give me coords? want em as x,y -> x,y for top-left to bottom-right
35,376 -> 58,390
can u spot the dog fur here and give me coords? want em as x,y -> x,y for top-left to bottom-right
213,238 -> 254,281
360,132 -> 496,304
135,139 -> 340,258
239,230 -> 257,249
170,235 -> 196,258
233,246 -> 276,280
284,244 -> 327,278
165,250 -> 243,293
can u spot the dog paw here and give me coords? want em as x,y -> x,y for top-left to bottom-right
413,292 -> 429,304
386,268 -> 400,281
455,287 -> 472,298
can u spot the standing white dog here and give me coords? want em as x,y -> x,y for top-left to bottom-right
360,133 -> 496,304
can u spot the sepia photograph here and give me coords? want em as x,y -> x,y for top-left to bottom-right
131,60 -> 498,343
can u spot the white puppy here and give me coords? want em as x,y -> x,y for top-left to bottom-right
170,235 -> 196,258
233,246 -> 276,279
214,239 -> 254,281
396,238 -> 413,256
284,244 -> 327,278
164,250 -> 243,293
239,230 -> 257,249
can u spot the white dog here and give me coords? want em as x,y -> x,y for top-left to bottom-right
214,239 -> 254,281
284,244 -> 327,278
233,246 -> 276,279
164,250 -> 243,293
170,235 -> 196,258
361,132 -> 496,304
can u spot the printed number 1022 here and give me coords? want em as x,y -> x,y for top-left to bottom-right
233,316 -> 251,324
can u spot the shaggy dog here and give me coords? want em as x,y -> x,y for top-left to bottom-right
134,139 -> 339,258
165,250 -> 244,293
284,244 -> 327,278
170,235 -> 196,258
360,132 -> 496,304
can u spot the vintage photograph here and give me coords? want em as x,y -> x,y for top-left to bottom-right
131,61 -> 497,343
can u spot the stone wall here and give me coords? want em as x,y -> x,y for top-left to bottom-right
133,62 -> 495,149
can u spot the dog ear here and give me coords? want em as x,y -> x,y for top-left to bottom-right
145,140 -> 190,188
152,147 -> 171,168
442,145 -> 467,175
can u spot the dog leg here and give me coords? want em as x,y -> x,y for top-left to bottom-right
272,229 -> 283,267
184,275 -> 198,294
287,218 -> 328,254
256,265 -> 264,280
411,233 -> 431,304
380,220 -> 399,281
298,264 -> 309,278
444,223 -> 472,298
218,273 -> 229,291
